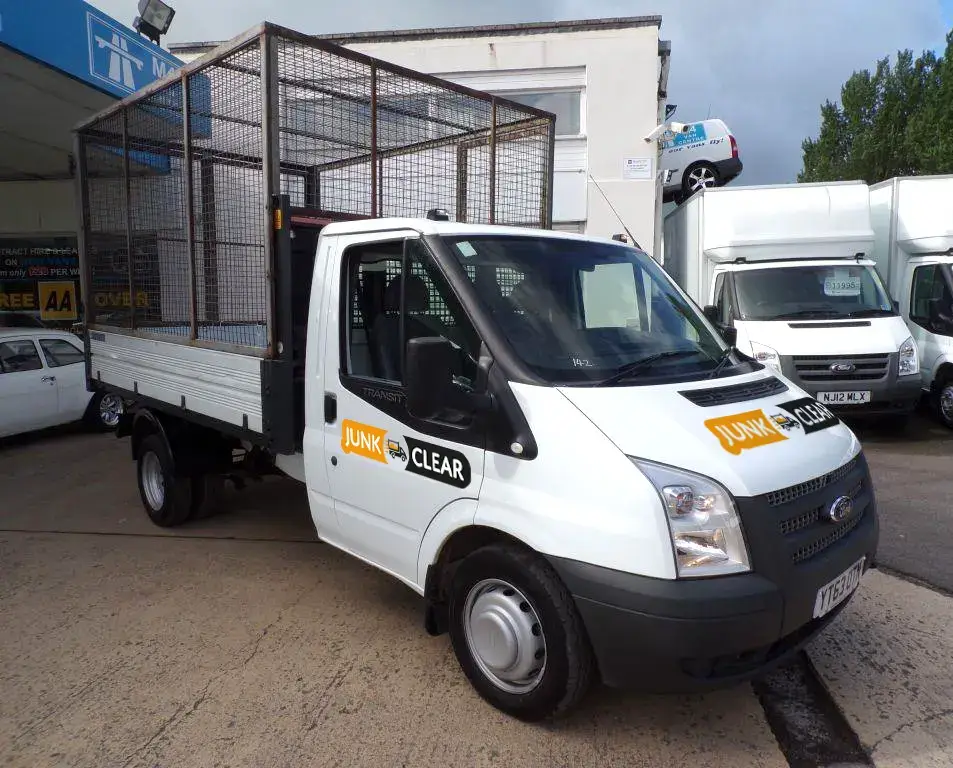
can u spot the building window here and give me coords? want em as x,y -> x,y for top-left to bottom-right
499,90 -> 582,136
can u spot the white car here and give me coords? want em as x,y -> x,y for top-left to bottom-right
661,118 -> 743,204
0,328 -> 123,439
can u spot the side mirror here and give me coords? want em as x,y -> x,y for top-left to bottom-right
405,337 -> 492,420
721,325 -> 738,346
703,305 -> 719,323
406,337 -> 456,420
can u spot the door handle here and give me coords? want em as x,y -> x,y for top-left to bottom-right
42,375 -> 56,383
324,392 -> 337,424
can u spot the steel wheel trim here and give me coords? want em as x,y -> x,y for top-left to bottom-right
462,578 -> 547,694
141,452 -> 165,511
940,385 -> 953,423
688,166 -> 716,190
99,393 -> 123,427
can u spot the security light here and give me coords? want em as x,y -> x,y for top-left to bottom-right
133,0 -> 175,44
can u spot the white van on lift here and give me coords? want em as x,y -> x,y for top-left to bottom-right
663,181 -> 921,425
870,175 -> 953,427
75,23 -> 879,721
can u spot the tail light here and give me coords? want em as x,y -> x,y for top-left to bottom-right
729,134 -> 739,158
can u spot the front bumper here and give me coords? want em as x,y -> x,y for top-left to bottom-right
779,354 -> 921,417
547,453 -> 879,692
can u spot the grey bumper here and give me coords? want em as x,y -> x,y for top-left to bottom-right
779,352 -> 921,416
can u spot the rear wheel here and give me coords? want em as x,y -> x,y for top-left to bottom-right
137,434 -> 192,527
448,543 -> 594,721
682,161 -> 719,198
85,391 -> 124,431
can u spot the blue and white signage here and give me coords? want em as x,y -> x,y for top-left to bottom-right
663,122 -> 708,149
0,0 -> 182,99
87,12 -> 177,95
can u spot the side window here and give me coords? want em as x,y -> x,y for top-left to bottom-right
712,273 -> 726,312
343,239 -> 480,387
910,265 -> 938,324
40,338 -> 84,368
0,339 -> 43,373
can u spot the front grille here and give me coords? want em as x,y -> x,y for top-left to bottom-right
792,353 -> 889,382
766,457 -> 858,507
791,513 -> 863,564
778,480 -> 864,536
679,376 -> 788,407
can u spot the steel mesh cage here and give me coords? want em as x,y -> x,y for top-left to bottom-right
75,22 -> 555,355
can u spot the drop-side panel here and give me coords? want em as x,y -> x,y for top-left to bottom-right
88,330 -> 264,433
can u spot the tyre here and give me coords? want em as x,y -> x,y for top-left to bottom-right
137,434 -> 193,527
85,391 -> 124,432
190,473 -> 227,520
935,377 -> 953,430
681,161 -> 719,198
448,543 -> 594,721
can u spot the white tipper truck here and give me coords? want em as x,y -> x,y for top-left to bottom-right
663,181 -> 921,425
73,23 -> 878,721
869,175 -> 953,428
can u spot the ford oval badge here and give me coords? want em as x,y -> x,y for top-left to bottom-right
828,495 -> 853,523
831,362 -> 856,374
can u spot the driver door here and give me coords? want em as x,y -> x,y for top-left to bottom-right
320,232 -> 486,585
908,264 -> 952,383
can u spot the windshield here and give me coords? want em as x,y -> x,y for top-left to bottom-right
440,235 -> 752,385
734,264 -> 894,321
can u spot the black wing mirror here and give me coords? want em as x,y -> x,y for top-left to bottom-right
703,305 -> 719,323
405,337 -> 492,420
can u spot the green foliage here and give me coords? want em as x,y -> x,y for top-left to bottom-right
799,32 -> 952,183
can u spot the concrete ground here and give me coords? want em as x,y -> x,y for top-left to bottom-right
1,417 -> 952,767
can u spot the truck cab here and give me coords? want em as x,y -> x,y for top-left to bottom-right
870,176 -> 953,427
664,182 -> 921,423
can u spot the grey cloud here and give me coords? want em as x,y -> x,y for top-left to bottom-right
91,0 -> 948,184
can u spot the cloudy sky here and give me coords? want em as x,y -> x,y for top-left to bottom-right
89,0 -> 952,185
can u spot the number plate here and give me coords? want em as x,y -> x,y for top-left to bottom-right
813,557 -> 865,619
818,390 -> 871,405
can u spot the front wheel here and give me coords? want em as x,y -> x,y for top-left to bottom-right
934,378 -> 953,429
448,544 -> 594,721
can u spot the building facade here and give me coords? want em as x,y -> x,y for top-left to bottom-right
172,17 -> 672,257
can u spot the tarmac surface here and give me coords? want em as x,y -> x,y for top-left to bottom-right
1,415 -> 951,767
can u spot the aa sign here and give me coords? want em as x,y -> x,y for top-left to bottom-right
38,281 -> 78,321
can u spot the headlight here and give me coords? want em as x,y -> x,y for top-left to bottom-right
632,458 -> 750,578
750,341 -> 781,371
899,336 -> 919,376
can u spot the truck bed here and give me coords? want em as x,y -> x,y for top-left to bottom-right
89,328 -> 266,434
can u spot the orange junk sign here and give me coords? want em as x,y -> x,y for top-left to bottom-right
340,419 -> 388,463
704,409 -> 788,456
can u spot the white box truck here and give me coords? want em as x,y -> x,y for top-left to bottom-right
74,23 -> 879,721
663,181 -> 921,424
870,175 -> 953,427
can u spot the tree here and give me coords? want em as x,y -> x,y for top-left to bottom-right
799,36 -> 949,184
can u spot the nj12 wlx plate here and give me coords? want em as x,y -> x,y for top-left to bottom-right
813,557 -> 865,619
818,390 -> 871,405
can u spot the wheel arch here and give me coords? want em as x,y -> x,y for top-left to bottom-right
422,520 -> 540,637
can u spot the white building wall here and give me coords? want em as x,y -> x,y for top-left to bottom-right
342,25 -> 664,253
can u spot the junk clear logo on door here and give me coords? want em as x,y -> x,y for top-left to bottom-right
341,419 -> 471,488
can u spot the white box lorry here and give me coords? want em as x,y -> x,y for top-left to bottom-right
870,175 -> 953,427
663,181 -> 921,423
74,23 -> 879,721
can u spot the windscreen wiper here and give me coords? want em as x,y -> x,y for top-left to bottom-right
843,308 -> 896,318
595,350 -> 703,387
706,347 -> 734,379
771,309 -> 839,320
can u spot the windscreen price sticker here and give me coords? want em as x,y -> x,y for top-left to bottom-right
824,275 -> 861,297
